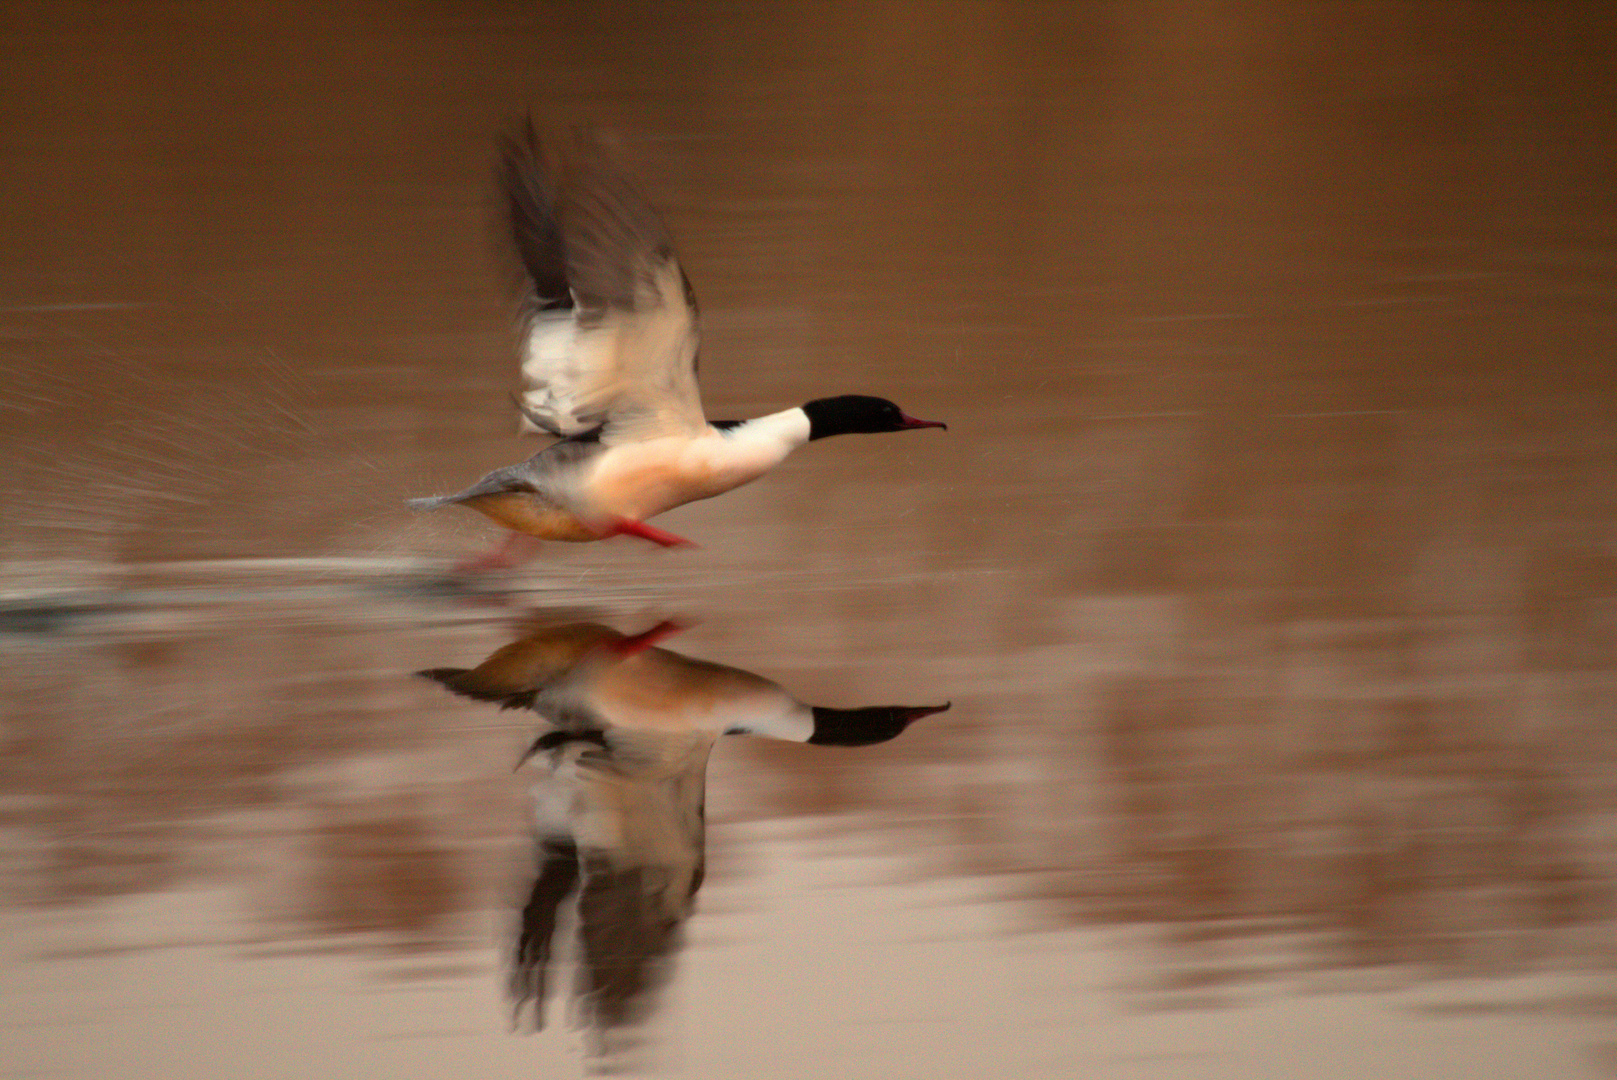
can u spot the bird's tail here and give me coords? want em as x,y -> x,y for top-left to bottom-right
417,666 -> 473,689
418,667 -> 540,711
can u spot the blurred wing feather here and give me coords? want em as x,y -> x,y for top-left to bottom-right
505,124 -> 705,443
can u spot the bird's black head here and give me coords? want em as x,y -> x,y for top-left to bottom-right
801,395 -> 948,440
807,702 -> 951,747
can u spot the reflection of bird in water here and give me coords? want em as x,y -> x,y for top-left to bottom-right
418,620 -> 948,1038
407,122 -> 945,571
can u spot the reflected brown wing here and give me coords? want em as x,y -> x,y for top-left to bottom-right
504,123 -> 705,443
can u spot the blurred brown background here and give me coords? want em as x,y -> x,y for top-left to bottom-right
2,2 -> 1615,1077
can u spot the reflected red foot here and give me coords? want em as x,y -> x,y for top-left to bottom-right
454,532 -> 543,573
608,619 -> 689,657
601,518 -> 698,548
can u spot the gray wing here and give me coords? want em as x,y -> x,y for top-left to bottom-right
504,123 -> 706,445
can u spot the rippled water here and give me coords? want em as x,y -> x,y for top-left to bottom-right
3,2 -> 1616,1077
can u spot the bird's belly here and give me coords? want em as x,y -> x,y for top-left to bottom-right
585,442 -> 765,520
461,492 -> 598,542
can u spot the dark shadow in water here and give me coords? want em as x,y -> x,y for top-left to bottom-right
417,617 -> 949,1040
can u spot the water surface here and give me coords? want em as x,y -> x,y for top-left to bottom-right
3,2 -> 1616,1076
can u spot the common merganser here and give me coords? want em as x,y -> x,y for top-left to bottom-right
416,619 -> 948,1033
407,123 -> 945,568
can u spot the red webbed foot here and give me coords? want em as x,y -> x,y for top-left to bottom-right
597,517 -> 698,548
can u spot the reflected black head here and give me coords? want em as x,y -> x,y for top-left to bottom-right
802,395 -> 947,440
807,703 -> 951,746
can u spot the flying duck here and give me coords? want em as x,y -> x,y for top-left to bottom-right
416,618 -> 948,1035
407,124 -> 945,569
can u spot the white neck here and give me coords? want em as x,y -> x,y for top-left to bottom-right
724,408 -> 812,449
669,409 -> 814,501
713,408 -> 812,475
